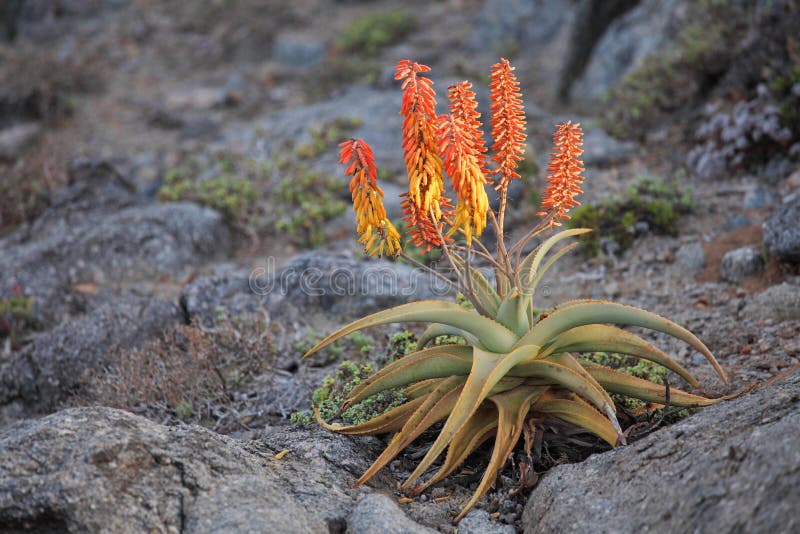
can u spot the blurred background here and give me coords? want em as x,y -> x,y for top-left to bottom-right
1,0 -> 799,436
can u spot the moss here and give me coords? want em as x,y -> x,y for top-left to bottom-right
583,352 -> 668,410
311,361 -> 407,425
348,332 -> 375,354
568,178 -> 694,256
0,294 -> 33,317
290,411 -> 313,426
338,10 -> 416,56
382,331 -> 418,365
275,168 -> 346,247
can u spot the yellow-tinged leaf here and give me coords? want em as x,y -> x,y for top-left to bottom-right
273,449 -> 290,460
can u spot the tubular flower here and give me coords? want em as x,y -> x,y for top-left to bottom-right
395,59 -> 449,252
537,121 -> 585,226
489,58 -> 526,190
340,138 -> 402,257
438,112 -> 489,244
447,82 -> 489,175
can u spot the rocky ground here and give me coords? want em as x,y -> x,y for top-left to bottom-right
1,1 -> 799,532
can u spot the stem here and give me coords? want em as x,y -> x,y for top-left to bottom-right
399,252 -> 458,292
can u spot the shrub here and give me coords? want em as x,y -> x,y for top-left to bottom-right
338,10 -> 416,56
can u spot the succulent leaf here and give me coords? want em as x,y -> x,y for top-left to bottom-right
539,324 -> 700,387
518,228 -> 592,290
534,391 -> 619,446
302,300 -> 519,357
515,300 -> 728,384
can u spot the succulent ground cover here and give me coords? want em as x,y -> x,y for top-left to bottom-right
304,59 -> 736,522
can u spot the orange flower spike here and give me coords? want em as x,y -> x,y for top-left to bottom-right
339,138 -> 401,257
489,58 -> 527,190
447,81 -> 489,175
537,121 -> 585,226
438,112 -> 489,243
395,59 -> 450,251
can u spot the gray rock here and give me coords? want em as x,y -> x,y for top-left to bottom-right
0,407 -> 384,532
675,241 -> 705,274
572,0 -> 684,101
743,185 -> 779,209
274,34 -> 327,68
764,197 -> 800,262
1,201 -> 231,328
165,86 -> 230,111
347,494 -> 436,534
459,509 -> 516,534
720,246 -> 764,283
743,282 -> 800,321
230,85 -> 402,177
523,370 -> 800,533
581,127 -> 636,167
0,121 -> 41,160
182,251 -> 451,328
0,295 -> 183,418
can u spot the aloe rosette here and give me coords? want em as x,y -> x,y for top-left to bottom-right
304,58 -> 731,522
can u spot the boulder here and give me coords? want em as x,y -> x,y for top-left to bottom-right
0,295 -> 183,419
764,197 -> 800,263
522,370 -> 800,533
1,200 -> 231,328
347,494 -> 436,534
742,282 -> 800,321
181,250 -> 451,328
720,246 -> 764,283
0,407 -> 389,533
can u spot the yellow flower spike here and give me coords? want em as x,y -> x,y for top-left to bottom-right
339,138 -> 401,258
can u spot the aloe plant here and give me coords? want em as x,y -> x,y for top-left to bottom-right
305,58 -> 731,522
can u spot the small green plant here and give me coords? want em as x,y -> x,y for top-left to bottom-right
338,10 -> 417,56
568,178 -> 695,255
348,332 -> 375,354
275,169 -> 346,247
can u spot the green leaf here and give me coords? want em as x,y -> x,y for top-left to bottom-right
345,345 -> 473,405
514,300 -> 727,384
539,324 -> 700,387
584,365 -> 723,407
495,292 -> 532,337
518,228 -> 592,291
315,396 -> 425,435
417,323 -> 479,349
302,300 -> 519,357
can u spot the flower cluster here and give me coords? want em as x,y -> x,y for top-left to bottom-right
489,58 -> 527,190
339,138 -> 401,257
537,121 -> 585,225
395,60 -> 452,253
438,82 -> 490,243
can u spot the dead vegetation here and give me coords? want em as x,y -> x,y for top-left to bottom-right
82,318 -> 275,428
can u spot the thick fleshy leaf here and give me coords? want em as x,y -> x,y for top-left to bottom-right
314,396 -> 425,435
353,376 -> 467,487
495,292 -> 532,337
454,385 -> 546,521
525,241 -> 580,298
539,352 -> 616,410
533,392 -> 618,446
406,405 -> 499,497
417,323 -> 478,349
518,229 -> 592,291
302,300 -> 519,357
345,345 -> 473,405
405,378 -> 446,399
583,365 -> 725,407
514,300 -> 727,384
539,324 -> 700,387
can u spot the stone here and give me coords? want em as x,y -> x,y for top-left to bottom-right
720,247 -> 764,283
165,86 -> 230,111
523,370 -> 800,533
182,250 -> 451,328
674,241 -> 705,274
347,494 -> 436,534
459,509 -> 516,534
0,200 -> 231,328
273,34 -> 327,68
581,127 -> 636,167
764,197 -> 800,262
743,185 -> 779,209
0,122 -> 41,160
0,295 -> 183,419
571,0 -> 684,101
743,283 -> 800,321
0,407 -> 386,532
